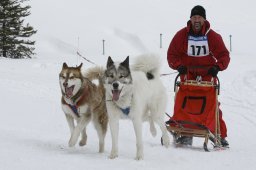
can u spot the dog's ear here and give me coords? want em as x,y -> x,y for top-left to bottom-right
107,56 -> 114,68
62,62 -> 68,69
121,56 -> 129,69
77,63 -> 83,69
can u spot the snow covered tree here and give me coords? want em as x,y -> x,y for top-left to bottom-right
0,0 -> 36,58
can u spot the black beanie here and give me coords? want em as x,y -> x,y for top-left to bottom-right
190,5 -> 206,19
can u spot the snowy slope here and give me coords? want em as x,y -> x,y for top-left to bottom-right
1,0 -> 256,170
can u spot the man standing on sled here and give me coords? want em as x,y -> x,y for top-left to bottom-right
167,5 -> 230,147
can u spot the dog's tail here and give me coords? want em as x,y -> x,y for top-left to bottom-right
83,66 -> 105,86
132,53 -> 161,79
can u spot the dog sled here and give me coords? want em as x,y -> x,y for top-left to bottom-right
164,72 -> 223,151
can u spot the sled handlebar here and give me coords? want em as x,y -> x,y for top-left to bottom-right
174,73 -> 220,95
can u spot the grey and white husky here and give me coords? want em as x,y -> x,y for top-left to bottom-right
59,63 -> 108,152
104,54 -> 170,160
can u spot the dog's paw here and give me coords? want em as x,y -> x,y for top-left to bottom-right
109,148 -> 118,159
135,155 -> 144,160
79,139 -> 87,146
68,139 -> 76,147
162,135 -> 170,148
108,153 -> 118,159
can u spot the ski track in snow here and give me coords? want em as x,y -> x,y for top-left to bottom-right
222,70 -> 256,127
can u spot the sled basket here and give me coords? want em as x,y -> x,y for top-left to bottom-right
166,74 -> 222,151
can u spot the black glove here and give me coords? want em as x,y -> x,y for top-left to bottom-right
208,66 -> 219,77
177,66 -> 187,75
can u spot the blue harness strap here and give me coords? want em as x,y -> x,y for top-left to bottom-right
120,107 -> 130,115
68,104 -> 80,117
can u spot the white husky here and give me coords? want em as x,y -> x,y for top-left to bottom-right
104,54 -> 170,160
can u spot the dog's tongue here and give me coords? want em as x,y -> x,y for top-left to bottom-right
65,86 -> 74,98
112,90 -> 121,101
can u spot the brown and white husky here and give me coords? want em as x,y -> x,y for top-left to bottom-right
59,63 -> 108,152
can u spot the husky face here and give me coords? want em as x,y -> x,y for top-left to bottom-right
59,63 -> 83,99
104,56 -> 132,101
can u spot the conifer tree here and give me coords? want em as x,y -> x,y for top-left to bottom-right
0,0 -> 36,58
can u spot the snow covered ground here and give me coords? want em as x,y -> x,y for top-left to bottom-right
1,0 -> 256,170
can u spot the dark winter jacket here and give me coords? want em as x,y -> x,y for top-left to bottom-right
167,20 -> 230,80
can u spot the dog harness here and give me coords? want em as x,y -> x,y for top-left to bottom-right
63,85 -> 90,118
107,95 -> 133,116
120,107 -> 130,115
68,104 -> 80,117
